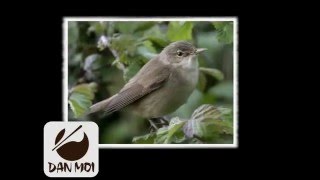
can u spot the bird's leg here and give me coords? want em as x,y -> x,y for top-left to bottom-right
151,117 -> 168,126
148,117 -> 171,132
148,125 -> 155,133
158,116 -> 170,125
148,118 -> 159,131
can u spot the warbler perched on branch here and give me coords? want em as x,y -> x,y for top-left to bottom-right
89,41 -> 207,121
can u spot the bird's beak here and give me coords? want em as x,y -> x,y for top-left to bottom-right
196,48 -> 207,54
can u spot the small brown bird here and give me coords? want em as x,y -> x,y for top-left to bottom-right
89,41 -> 207,119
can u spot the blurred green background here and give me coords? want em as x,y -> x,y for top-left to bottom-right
67,21 -> 234,144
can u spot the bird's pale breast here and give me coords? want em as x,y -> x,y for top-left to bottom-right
132,65 -> 199,118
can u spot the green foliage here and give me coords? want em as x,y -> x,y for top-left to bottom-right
68,22 -> 78,46
212,22 -> 233,44
132,133 -> 156,144
114,22 -> 155,34
197,72 -> 207,92
209,81 -> 233,102
132,104 -> 233,144
183,104 -> 233,143
199,67 -> 224,81
197,68 -> 224,92
68,21 -> 234,144
132,118 -> 187,144
88,22 -> 107,36
68,83 -> 97,118
144,25 -> 169,47
110,34 -> 137,57
167,21 -> 194,41
137,40 -> 158,59
123,61 -> 142,82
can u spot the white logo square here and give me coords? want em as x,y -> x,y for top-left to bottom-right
44,121 -> 99,177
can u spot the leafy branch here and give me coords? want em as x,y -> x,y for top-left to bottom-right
68,83 -> 97,118
132,104 -> 233,144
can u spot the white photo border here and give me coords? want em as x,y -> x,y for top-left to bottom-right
63,17 -> 238,148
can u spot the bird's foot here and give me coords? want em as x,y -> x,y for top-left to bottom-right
158,116 -> 170,125
148,119 -> 159,131
148,117 -> 170,132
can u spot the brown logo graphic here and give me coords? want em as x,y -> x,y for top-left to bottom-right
52,125 -> 89,161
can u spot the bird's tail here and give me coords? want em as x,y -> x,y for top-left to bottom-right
86,95 -> 116,115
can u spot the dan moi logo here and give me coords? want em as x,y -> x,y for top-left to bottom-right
44,122 -> 98,177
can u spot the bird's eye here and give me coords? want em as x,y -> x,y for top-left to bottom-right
177,50 -> 183,57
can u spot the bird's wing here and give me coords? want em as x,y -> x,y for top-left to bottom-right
104,58 -> 171,114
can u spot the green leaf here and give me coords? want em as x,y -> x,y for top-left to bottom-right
132,133 -> 156,144
69,94 -> 90,118
137,40 -> 158,59
169,129 -> 186,144
68,83 -> 97,118
209,81 -> 233,101
154,118 -> 187,144
142,40 -> 157,53
212,22 -> 233,44
165,117 -> 187,143
199,67 -> 224,81
191,104 -> 231,122
68,98 -> 85,118
208,118 -> 233,135
197,71 -> 207,92
133,117 -> 186,144
144,25 -> 169,47
183,115 -> 205,138
155,127 -> 169,144
123,61 -> 142,82
183,104 -> 233,143
110,34 -> 136,56
167,22 -> 194,41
